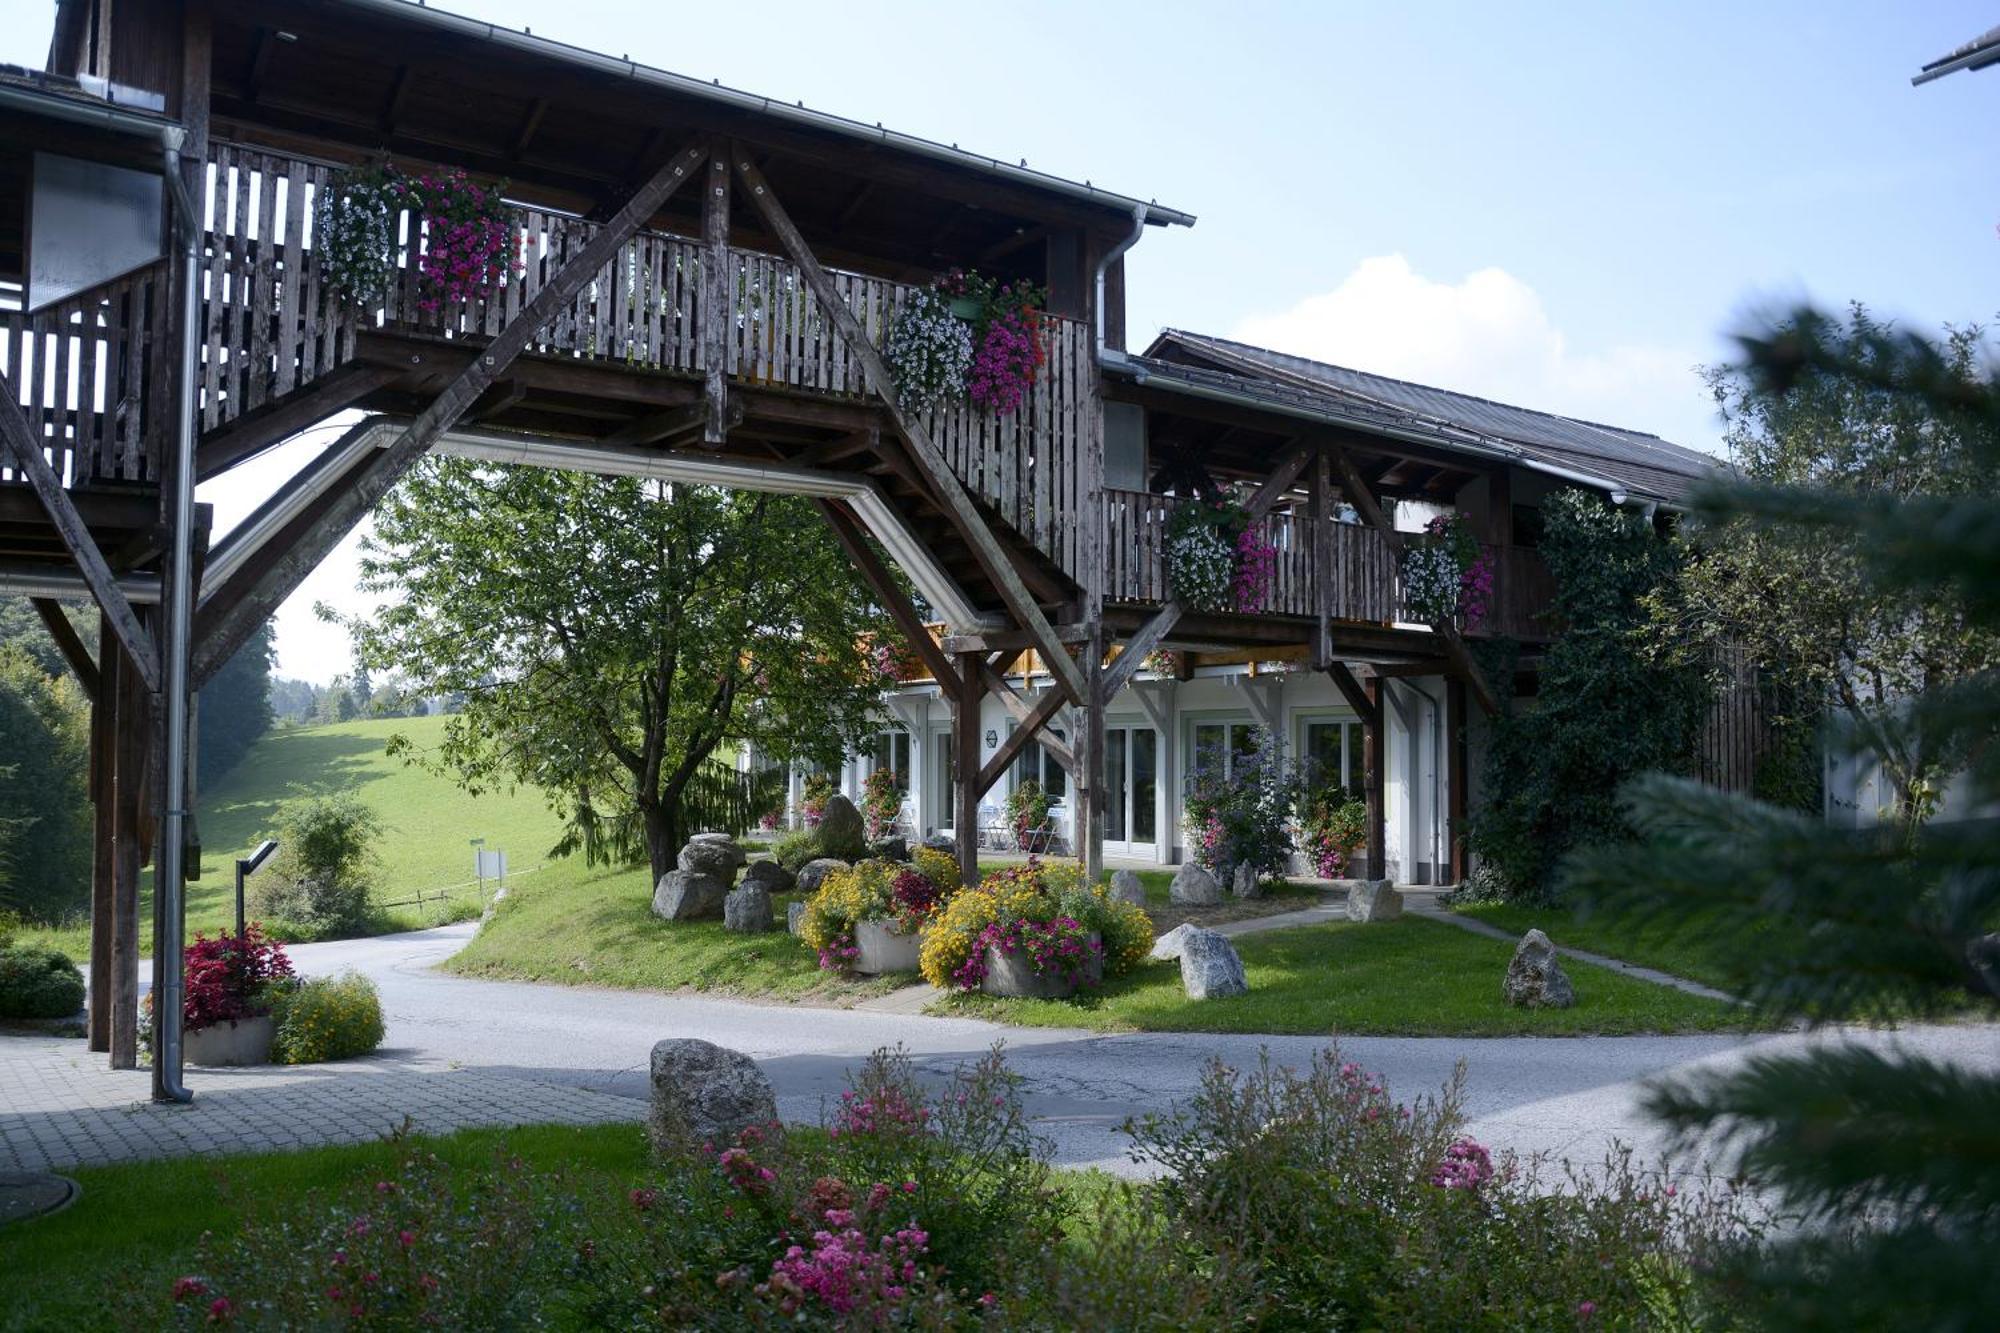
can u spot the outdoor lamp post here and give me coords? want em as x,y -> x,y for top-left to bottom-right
234,840 -> 280,940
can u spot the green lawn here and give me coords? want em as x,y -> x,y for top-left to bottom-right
20,714 -> 571,960
1453,901 -> 1746,994
933,916 -> 1746,1036
444,856 -> 898,1004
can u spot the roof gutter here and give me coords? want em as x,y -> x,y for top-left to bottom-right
0,82 -> 182,142
335,0 -> 1195,227
1912,44 -> 2000,85
1107,356 -> 1656,508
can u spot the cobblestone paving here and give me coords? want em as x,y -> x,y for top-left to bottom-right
0,1035 -> 641,1173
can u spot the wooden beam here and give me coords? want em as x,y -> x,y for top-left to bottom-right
702,145 -> 732,446
977,685 -> 1064,795
86,619 -> 113,1052
192,140 -> 710,684
1364,675 -> 1385,879
0,379 -> 159,694
602,402 -> 707,449
940,623 -> 1090,655
1369,660 -> 1455,679
731,151 -> 1089,704
512,97 -> 548,157
978,224 -> 1050,265
952,654 -> 984,885
815,499 -> 959,702
1325,661 -> 1379,727
195,362 -> 399,481
978,662 -> 1077,772
31,599 -> 99,700
1448,678 -> 1468,885
1241,438 -> 1314,516
379,64 -> 413,134
1311,444 -> 1332,668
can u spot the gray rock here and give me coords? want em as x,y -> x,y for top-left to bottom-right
1109,868 -> 1149,906
796,858 -> 851,897
1149,922 -> 1194,962
1178,927 -> 1249,999
1345,879 -> 1403,922
1968,932 -> 2000,998
647,1038 -> 778,1155
816,795 -> 866,858
787,900 -> 808,936
652,869 -> 728,922
920,833 -> 956,855
678,835 -> 746,880
1231,863 -> 1263,900
740,859 -> 795,895
1169,862 -> 1224,907
723,884 -> 774,933
1503,929 -> 1576,1009
868,836 -> 910,862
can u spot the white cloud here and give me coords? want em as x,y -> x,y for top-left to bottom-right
1228,254 -> 1720,453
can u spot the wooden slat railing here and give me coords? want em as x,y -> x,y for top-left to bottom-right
1,265 -> 169,487
194,141 -> 1092,573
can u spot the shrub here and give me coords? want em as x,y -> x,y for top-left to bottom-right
1128,1047 -> 1758,1330
1183,727 -> 1298,881
800,856 -> 958,972
919,858 -> 1152,991
1299,779 -> 1368,878
771,829 -> 821,873
0,942 -> 85,1019
183,926 -> 294,1032
252,792 -> 383,937
799,773 -> 835,828
0,647 -> 91,925
859,768 -> 902,840
270,971 -> 386,1064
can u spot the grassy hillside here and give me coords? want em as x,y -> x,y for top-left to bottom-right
23,714 -> 570,959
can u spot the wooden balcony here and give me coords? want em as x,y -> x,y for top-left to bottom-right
1101,488 -> 1555,640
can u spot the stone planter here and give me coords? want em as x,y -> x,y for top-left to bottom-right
980,933 -> 1102,1000
184,1014 -> 274,1067
853,919 -> 921,975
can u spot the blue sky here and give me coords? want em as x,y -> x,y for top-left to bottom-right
9,2 -> 1996,678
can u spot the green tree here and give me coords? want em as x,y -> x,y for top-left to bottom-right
1468,489 -> 1707,899
197,622 -> 275,788
1570,308 -> 2000,1329
344,460 -> 893,884
1656,305 -> 2000,833
0,647 -> 92,924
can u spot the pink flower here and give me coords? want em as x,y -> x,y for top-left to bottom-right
171,1277 -> 206,1302
1577,1300 -> 1598,1319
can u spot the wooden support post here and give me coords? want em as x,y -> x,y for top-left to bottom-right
1364,674 -> 1385,881
701,145 -> 732,446
108,639 -> 145,1069
814,499 -> 958,700
952,654 -> 984,886
1076,628 -> 1107,883
191,141 -> 710,682
1448,678 -> 1468,885
0,381 -> 160,692
1311,446 -> 1332,668
86,617 -> 115,1052
730,153 -> 1089,706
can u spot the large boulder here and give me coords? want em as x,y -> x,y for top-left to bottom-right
920,833 -> 956,856
1503,929 -> 1575,1009
1109,869 -> 1148,907
723,884 -> 774,933
786,900 -> 808,936
1178,927 -> 1249,999
1149,922 -> 1194,962
647,1038 -> 778,1154
796,858 -> 850,897
868,836 -> 910,863
1169,862 -> 1224,907
816,795 -> 867,859
678,834 -> 746,880
740,859 -> 795,895
1345,880 -> 1403,922
653,869 -> 729,922
1231,863 -> 1263,900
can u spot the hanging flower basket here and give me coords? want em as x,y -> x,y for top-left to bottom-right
885,284 -> 974,405
403,168 -> 519,315
1164,495 -> 1275,612
1401,513 -> 1494,627
317,164 -> 403,306
966,279 -> 1046,416
886,269 -> 1046,415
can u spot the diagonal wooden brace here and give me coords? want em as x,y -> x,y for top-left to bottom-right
191,141 -> 711,683
0,379 -> 160,694
977,684 -> 1065,794
979,659 -> 1077,773
814,498 -> 958,701
730,152 -> 1089,706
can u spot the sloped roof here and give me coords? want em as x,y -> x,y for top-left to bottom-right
1131,330 -> 1723,505
1913,23 -> 2000,84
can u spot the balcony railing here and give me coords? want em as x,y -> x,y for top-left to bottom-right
1101,488 -> 1554,639
187,142 -> 1094,573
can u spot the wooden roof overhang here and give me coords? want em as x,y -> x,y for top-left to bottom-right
183,0 -> 1189,289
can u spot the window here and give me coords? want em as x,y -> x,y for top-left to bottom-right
934,733 -> 955,830
1011,725 -> 1067,801
869,729 -> 911,793
1191,721 -> 1258,779
1302,719 -> 1363,789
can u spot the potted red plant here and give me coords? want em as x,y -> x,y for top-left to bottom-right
181,925 -> 295,1066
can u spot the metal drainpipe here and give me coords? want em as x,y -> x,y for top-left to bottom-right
153,129 -> 198,1104
1093,205 -> 1149,359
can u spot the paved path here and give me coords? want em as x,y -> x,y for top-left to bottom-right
7,924 -> 1996,1181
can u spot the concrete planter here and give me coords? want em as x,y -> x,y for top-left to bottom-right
184,1014 -> 274,1067
980,933 -> 1102,1000
853,919 -> 921,975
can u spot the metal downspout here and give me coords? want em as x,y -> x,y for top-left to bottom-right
153,131 -> 197,1104
1093,205 -> 1149,360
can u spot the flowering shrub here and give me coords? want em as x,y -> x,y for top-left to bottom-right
966,280 -> 1046,415
1401,512 -> 1494,627
1231,523 -> 1279,611
1144,647 -> 1178,677
317,164 -> 402,305
404,169 -> 518,315
1130,1046 -> 1759,1330
183,926 -> 294,1033
885,284 -> 973,405
268,970 -> 385,1064
919,858 -> 1152,991
1299,780 -> 1369,878
1183,728 -> 1299,882
1004,776 -> 1052,848
799,855 -> 959,971
800,772 -> 836,828
860,768 -> 903,840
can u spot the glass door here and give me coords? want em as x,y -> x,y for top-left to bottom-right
1103,724 -> 1159,858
